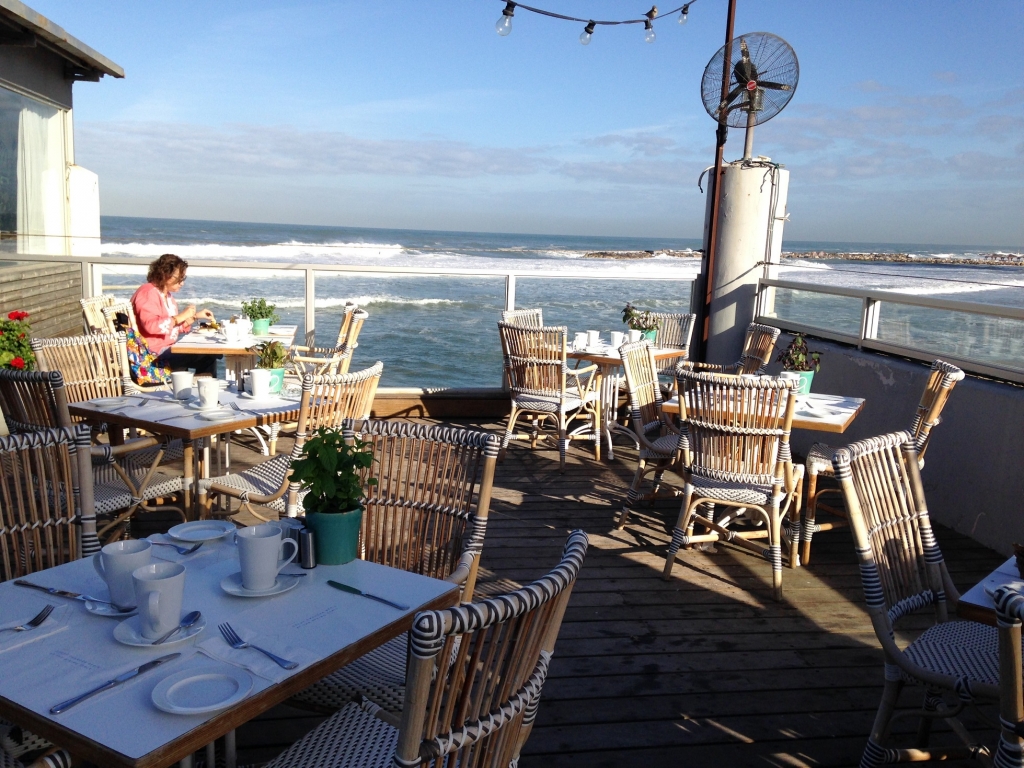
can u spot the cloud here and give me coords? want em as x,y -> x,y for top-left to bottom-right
932,71 -> 958,83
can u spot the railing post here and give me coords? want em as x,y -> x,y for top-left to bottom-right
504,274 -> 516,312
304,268 -> 315,345
80,260 -> 93,299
861,297 -> 880,347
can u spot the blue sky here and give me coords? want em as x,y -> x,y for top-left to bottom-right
30,1 -> 1024,246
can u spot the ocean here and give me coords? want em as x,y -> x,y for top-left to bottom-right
97,216 -> 1024,388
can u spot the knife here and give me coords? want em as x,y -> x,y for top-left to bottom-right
50,653 -> 180,714
327,580 -> 409,611
14,580 -> 134,611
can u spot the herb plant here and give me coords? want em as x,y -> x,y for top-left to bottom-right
241,297 -> 280,324
776,334 -> 822,372
248,340 -> 288,369
621,303 -> 660,332
289,428 -> 376,515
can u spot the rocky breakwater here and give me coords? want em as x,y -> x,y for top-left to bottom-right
583,250 -> 701,260
783,251 -> 1024,266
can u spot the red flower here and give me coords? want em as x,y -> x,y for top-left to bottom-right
7,311 -> 28,321
10,357 -> 25,370
18,333 -> 24,339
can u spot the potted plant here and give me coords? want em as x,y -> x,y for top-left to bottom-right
621,303 -> 660,342
241,297 -> 280,336
249,340 -> 287,394
289,427 -> 376,565
0,311 -> 34,371
776,333 -> 821,394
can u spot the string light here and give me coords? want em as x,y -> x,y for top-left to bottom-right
492,1 -> 698,43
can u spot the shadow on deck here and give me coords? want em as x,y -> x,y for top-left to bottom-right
191,420 -> 1004,768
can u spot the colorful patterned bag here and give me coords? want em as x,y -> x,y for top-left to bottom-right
120,322 -> 172,386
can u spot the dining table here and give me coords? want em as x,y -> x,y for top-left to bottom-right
171,325 -> 299,383
0,533 -> 459,768
69,387 -> 303,519
957,556 -> 1021,626
661,391 -> 866,434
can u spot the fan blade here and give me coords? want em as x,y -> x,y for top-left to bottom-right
758,81 -> 792,91
717,85 -> 744,115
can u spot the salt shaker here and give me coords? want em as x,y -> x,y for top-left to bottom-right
299,528 -> 317,569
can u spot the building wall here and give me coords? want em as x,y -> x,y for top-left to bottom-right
0,44 -> 73,108
0,262 -> 81,337
767,334 -> 1024,557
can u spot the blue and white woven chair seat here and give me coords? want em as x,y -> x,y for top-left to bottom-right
805,442 -> 834,476
641,431 -> 682,459
199,455 -> 302,514
689,476 -> 774,506
93,472 -> 184,515
900,619 -> 1005,689
512,391 -> 595,414
265,700 -> 397,768
293,634 -> 407,713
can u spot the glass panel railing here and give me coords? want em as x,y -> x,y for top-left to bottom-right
761,286 -> 862,337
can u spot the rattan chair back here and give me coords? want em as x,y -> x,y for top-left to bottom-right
676,369 -> 796,486
500,308 -> 544,328
0,426 -> 94,580
832,431 -> 949,627
80,295 -> 118,334
650,312 -> 695,374
303,361 -> 382,435
911,359 -> 964,463
737,323 -> 781,374
0,369 -> 71,433
498,323 -> 567,404
620,341 -> 664,437
394,530 -> 588,768
100,301 -> 139,335
32,333 -> 135,406
343,418 -> 499,600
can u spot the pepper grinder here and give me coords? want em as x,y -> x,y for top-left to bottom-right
299,528 -> 317,569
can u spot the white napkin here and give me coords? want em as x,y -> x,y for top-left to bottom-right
197,629 -> 318,684
0,603 -> 71,655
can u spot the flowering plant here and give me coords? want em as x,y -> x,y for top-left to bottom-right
0,311 -> 34,371
776,334 -> 821,373
621,303 -> 660,332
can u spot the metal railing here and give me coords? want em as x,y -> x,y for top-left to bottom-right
756,277 -> 1024,384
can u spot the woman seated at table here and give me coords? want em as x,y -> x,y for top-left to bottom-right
131,253 -> 219,376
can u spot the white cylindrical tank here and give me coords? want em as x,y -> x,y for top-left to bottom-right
702,160 -> 789,367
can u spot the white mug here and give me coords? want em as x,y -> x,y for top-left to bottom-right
587,330 -> 600,348
236,524 -> 298,591
197,377 -> 220,410
170,371 -> 193,400
573,332 -> 588,351
628,329 -> 642,343
248,368 -> 271,399
93,539 -> 151,609
610,331 -> 625,348
133,562 -> 185,640
224,323 -> 243,343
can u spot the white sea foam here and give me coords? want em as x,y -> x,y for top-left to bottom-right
101,240 -> 404,263
174,295 -> 459,309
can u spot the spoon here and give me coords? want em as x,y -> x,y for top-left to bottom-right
152,610 -> 202,645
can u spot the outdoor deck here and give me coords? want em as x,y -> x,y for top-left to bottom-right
160,419 -> 1005,768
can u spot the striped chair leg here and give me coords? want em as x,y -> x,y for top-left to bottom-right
915,688 -> 941,748
616,460 -> 646,529
558,426 -> 568,473
650,469 -> 665,506
499,407 -> 521,462
860,677 -> 904,768
801,470 -> 819,565
663,491 -> 695,579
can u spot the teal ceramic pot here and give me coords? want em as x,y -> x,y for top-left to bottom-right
797,371 -> 814,394
268,368 -> 284,394
305,508 -> 363,565
641,329 -> 658,343
251,318 -> 271,335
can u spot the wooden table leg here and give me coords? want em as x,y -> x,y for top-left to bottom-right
182,438 -> 194,519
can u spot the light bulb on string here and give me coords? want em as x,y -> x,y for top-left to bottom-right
678,4 -> 689,24
496,2 -> 515,36
644,19 -> 656,43
580,21 -> 595,45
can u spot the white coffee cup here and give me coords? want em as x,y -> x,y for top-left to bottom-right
133,562 -> 185,640
93,539 -> 151,609
236,524 -> 298,591
197,378 -> 220,410
224,322 -> 242,344
171,371 -> 193,400
248,368 -> 271,399
573,332 -> 588,351
610,331 -> 625,348
587,330 -> 600,348
628,329 -> 642,343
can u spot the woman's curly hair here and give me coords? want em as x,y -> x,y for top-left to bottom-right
147,254 -> 188,289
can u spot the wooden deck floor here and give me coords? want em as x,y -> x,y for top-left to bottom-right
182,420 -> 1005,768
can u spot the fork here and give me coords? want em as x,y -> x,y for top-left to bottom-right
0,604 -> 55,634
218,622 -> 298,669
151,541 -> 202,556
228,402 -> 256,415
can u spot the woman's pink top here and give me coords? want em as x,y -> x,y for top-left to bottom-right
130,282 -> 191,356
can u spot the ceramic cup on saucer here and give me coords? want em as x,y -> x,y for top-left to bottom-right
171,371 -> 193,400
236,524 -> 298,592
248,368 -> 271,399
197,378 -> 220,410
573,332 -> 588,351
628,329 -> 642,343
587,330 -> 600,348
93,539 -> 151,609
610,331 -> 625,348
133,562 -> 185,640
779,371 -> 801,388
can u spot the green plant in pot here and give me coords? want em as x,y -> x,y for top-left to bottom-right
776,333 -> 822,394
248,340 -> 287,394
289,427 -> 376,565
241,297 -> 280,336
621,303 -> 660,342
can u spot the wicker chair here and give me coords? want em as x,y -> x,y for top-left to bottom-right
0,369 -> 184,546
500,308 -> 544,327
497,322 -> 599,472
99,301 -> 139,336
264,530 -> 589,768
663,369 -> 802,600
614,341 -> 683,530
292,418 -> 500,714
291,305 -> 366,375
834,431 -> 1002,767
198,362 -> 383,521
31,334 -> 138,405
80,295 -> 118,334
800,359 -> 965,566
692,322 -> 780,375
650,311 -> 696,377
990,585 -> 1024,766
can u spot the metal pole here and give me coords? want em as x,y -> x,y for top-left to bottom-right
695,0 -> 737,362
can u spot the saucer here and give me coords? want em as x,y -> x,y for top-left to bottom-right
238,391 -> 280,401
91,396 -> 133,410
185,400 -> 225,411
152,667 -> 253,715
113,614 -> 206,647
85,601 -> 137,618
197,409 -> 236,422
168,520 -> 236,542
220,571 -> 301,598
